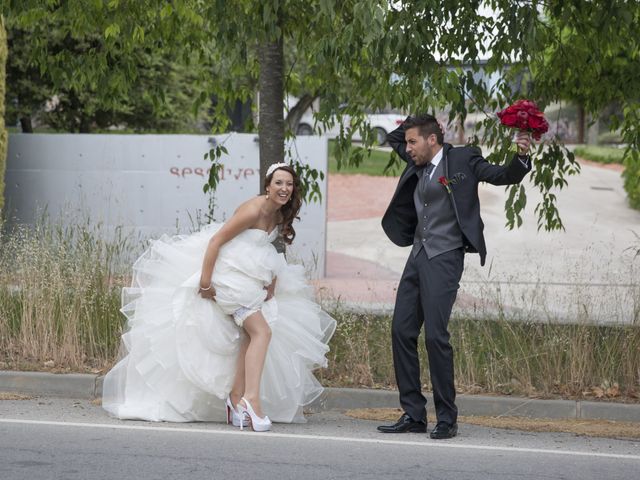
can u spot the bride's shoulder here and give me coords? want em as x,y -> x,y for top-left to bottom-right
235,196 -> 262,212
231,196 -> 263,222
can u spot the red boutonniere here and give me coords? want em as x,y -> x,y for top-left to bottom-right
497,99 -> 549,140
438,176 -> 452,194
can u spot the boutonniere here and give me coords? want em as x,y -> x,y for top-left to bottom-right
438,173 -> 466,194
438,176 -> 452,194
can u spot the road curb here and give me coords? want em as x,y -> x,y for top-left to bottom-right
0,371 -> 98,400
1,371 -> 639,423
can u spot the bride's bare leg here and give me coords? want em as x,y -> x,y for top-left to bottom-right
229,332 -> 249,406
240,311 -> 272,418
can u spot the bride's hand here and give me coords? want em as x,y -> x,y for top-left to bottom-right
264,282 -> 276,301
199,284 -> 216,301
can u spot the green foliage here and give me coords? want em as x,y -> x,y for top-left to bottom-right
4,1 -> 640,226
574,146 -> 625,165
3,6 -> 215,133
327,141 -> 397,176
533,0 -> 640,213
0,16 -> 6,214
623,148 -> 640,210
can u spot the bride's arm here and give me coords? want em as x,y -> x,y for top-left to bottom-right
199,202 -> 260,298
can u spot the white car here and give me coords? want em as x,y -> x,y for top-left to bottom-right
296,109 -> 406,146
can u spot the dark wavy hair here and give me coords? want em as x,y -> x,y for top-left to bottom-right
264,165 -> 302,245
403,114 -> 444,145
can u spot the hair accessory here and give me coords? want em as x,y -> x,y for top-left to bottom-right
266,162 -> 289,177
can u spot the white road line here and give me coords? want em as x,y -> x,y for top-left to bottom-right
1,418 -> 639,461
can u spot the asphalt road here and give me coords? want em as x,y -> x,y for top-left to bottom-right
1,397 -> 639,480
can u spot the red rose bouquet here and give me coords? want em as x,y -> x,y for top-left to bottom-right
497,99 -> 549,140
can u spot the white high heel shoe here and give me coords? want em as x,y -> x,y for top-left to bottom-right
225,397 -> 248,427
238,397 -> 272,432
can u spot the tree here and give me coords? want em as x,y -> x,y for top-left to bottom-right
0,15 -> 7,215
529,0 -> 640,209
4,1 -> 640,226
4,5 -> 215,133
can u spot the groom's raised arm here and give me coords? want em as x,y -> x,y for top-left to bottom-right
386,117 -> 411,163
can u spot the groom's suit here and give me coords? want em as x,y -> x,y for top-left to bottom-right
382,123 -> 531,426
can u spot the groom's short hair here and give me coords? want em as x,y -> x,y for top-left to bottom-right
404,114 -> 444,145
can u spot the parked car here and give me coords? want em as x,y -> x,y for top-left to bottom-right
296,108 -> 406,146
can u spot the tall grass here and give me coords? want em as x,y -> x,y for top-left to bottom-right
1,219 -> 638,401
0,220 -> 138,371
318,311 -> 640,400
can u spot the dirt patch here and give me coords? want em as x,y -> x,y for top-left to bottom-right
327,174 -> 399,221
345,407 -> 640,440
0,392 -> 32,400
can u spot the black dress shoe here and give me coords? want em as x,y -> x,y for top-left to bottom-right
429,421 -> 458,439
377,413 -> 427,433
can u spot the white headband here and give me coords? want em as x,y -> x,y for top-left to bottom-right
266,162 -> 289,177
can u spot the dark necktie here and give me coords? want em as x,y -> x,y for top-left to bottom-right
424,162 -> 435,178
419,162 -> 436,194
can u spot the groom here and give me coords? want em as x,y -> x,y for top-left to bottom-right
377,114 -> 531,439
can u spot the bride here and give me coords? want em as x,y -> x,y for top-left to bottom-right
102,163 -> 336,431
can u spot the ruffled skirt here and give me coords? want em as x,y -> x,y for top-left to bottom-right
102,224 -> 336,423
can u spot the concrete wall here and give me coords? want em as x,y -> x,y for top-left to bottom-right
4,133 -> 328,277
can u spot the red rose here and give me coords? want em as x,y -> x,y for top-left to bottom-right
516,99 -> 538,111
516,110 -> 529,129
497,99 -> 548,140
497,109 -> 518,128
528,113 -> 548,131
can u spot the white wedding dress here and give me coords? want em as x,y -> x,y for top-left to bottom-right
102,223 -> 336,423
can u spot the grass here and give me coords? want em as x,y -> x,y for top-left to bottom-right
328,140 -> 399,176
0,220 -> 140,371
0,218 -> 638,404
574,145 -> 625,164
316,311 -> 640,402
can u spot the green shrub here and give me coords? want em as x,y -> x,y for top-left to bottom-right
597,131 -> 624,144
623,149 -> 640,210
573,145 -> 625,164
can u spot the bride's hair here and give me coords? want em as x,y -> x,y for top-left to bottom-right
264,165 -> 302,244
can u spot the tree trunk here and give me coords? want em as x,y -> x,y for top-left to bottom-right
257,38 -> 284,189
79,115 -> 91,133
286,93 -> 317,133
577,103 -> 585,144
456,116 -> 464,144
20,116 -> 33,133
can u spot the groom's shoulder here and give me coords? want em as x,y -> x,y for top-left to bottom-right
447,143 -> 483,159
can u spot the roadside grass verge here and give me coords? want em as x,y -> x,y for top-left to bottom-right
573,145 -> 625,165
0,219 -> 638,403
0,221 -> 140,371
317,311 -> 640,402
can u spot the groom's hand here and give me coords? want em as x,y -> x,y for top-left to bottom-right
515,131 -> 532,156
